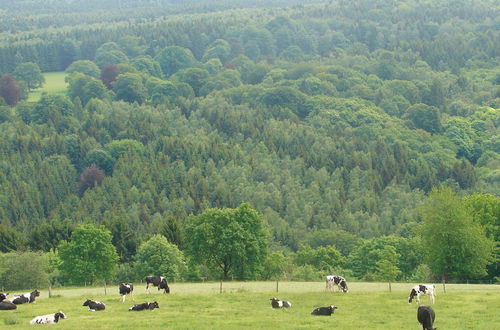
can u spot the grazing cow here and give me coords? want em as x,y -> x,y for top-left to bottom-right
326,275 -> 349,293
128,301 -> 159,311
30,312 -> 66,324
10,290 -> 40,304
119,283 -> 134,302
83,299 -> 106,311
145,276 -> 170,294
417,305 -> 437,330
408,285 -> 436,304
311,305 -> 338,316
270,298 -> 292,309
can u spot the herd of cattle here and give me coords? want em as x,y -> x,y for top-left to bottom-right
0,275 -> 437,328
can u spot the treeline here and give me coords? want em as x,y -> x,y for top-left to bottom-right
0,0 -> 497,73
0,0 -> 499,285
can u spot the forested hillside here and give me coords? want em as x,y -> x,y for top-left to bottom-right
0,0 -> 498,286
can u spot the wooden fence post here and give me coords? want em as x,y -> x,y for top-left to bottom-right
276,280 -> 279,293
220,280 -> 223,294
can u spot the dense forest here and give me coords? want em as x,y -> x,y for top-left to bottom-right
0,0 -> 498,287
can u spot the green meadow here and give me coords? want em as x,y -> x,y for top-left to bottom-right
27,72 -> 68,102
1,282 -> 499,329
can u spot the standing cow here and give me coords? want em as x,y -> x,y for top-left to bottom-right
119,283 -> 134,302
145,276 -> 170,294
408,285 -> 436,304
326,275 -> 349,293
417,305 -> 437,330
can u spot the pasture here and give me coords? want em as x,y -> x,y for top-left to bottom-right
1,282 -> 499,329
27,72 -> 68,102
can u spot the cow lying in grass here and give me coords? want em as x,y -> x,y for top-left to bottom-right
129,301 -> 159,311
311,305 -> 338,316
30,312 -> 66,324
0,293 -> 16,310
10,290 -> 40,304
83,299 -> 106,311
270,298 -> 292,309
417,305 -> 437,330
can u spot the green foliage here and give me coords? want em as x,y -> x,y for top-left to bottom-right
418,186 -> 495,280
294,244 -> 346,272
134,234 -> 187,281
13,62 -> 45,90
113,72 -> 146,103
58,224 -> 118,285
185,203 -> 269,280
156,46 -> 197,77
0,251 -> 49,290
65,60 -> 100,78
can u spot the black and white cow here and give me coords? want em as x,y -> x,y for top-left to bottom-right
128,301 -> 159,311
408,284 -> 436,304
0,301 -> 17,310
10,290 -> 40,304
417,305 -> 437,330
0,293 -> 8,302
326,275 -> 348,293
311,305 -> 338,316
83,299 -> 106,311
30,311 -> 67,324
270,298 -> 292,309
145,276 -> 170,294
119,283 -> 134,302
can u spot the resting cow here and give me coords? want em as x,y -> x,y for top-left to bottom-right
270,298 -> 292,309
0,293 -> 16,310
83,299 -> 106,311
417,305 -> 437,330
145,276 -> 170,294
119,283 -> 134,302
129,301 -> 159,311
10,290 -> 40,304
408,285 -> 436,304
30,312 -> 66,324
311,305 -> 338,316
326,275 -> 349,292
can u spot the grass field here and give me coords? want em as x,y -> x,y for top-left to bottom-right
27,72 -> 68,102
1,282 -> 499,329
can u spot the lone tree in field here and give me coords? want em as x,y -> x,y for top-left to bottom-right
13,62 -> 45,90
185,203 -> 269,280
58,224 -> 118,285
418,186 -> 494,282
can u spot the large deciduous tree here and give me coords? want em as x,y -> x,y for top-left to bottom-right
418,187 -> 495,281
13,62 -> 45,90
185,203 -> 269,280
134,234 -> 187,281
58,224 -> 118,285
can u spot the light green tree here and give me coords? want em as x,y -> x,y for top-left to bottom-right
134,234 -> 187,281
418,187 -> 495,281
185,203 -> 268,280
13,62 -> 45,90
58,224 -> 118,285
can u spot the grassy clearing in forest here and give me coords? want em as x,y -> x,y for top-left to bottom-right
1,282 -> 499,329
27,72 -> 68,102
